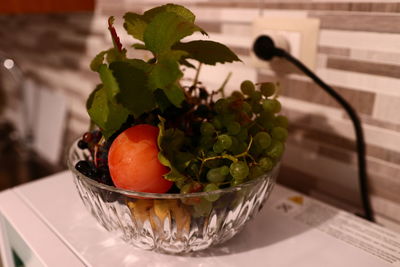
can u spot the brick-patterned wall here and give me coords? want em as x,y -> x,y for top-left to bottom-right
1,0 -> 400,231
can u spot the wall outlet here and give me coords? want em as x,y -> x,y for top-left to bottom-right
251,17 -> 320,72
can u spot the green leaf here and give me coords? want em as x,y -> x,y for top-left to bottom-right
109,61 -> 156,117
131,43 -> 147,50
123,12 -> 147,41
163,84 -> 185,107
148,52 -> 186,107
124,4 -> 197,42
143,3 -> 196,23
125,58 -> 152,73
173,40 -> 241,65
144,12 -> 205,54
148,52 -> 184,91
179,58 -> 196,69
105,48 -> 126,63
98,64 -> 119,100
87,85 -> 129,139
158,153 -> 187,182
90,49 -> 127,72
90,51 -> 107,72
153,89 -> 172,111
157,117 -> 187,182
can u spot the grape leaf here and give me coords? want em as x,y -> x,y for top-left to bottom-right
179,58 -> 196,69
99,64 -> 119,101
105,48 -> 126,63
87,85 -> 129,139
173,40 -> 241,65
90,51 -> 107,72
148,52 -> 184,90
148,52 -> 186,107
157,117 -> 187,182
153,89 -> 172,111
123,13 -> 147,41
131,43 -> 147,50
163,84 -> 185,107
109,61 -> 156,118
143,3 -> 195,23
124,4 -> 196,42
90,49 -> 126,72
144,12 -> 206,54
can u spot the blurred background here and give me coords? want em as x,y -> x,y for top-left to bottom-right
0,0 -> 400,232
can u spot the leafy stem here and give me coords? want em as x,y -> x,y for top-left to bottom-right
108,17 -> 123,53
192,62 -> 202,87
216,72 -> 232,98
197,137 -> 255,177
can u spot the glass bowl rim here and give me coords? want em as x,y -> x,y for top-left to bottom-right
67,138 -> 278,199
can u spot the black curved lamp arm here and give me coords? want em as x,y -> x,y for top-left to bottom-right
253,35 -> 374,222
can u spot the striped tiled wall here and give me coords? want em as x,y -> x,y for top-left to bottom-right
1,0 -> 400,231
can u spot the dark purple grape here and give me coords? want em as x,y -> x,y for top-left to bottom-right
199,87 -> 209,100
77,140 -> 88,149
92,130 -> 102,143
194,104 -> 210,118
82,132 -> 93,143
99,173 -> 114,186
75,160 -> 97,178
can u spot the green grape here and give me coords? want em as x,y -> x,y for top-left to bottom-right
251,102 -> 263,114
228,136 -> 239,153
249,142 -> 263,157
207,167 -> 227,182
175,179 -> 187,189
204,183 -> 220,202
250,91 -> 262,102
242,101 -> 252,115
235,141 -> 247,154
275,115 -> 289,128
231,179 -> 243,187
231,90 -> 244,100
249,165 -> 264,179
212,117 -> 223,130
200,136 -> 213,150
180,183 -> 193,194
227,121 -> 241,135
220,113 -> 235,128
200,122 -> 215,136
271,126 -> 288,141
214,98 -> 228,114
258,111 -> 275,129
262,99 -> 281,113
260,82 -> 275,97
193,199 -> 212,217
254,131 -> 272,150
187,162 -> 200,178
204,158 -> 222,169
204,183 -> 219,192
230,161 -> 249,180
236,127 -> 248,142
265,140 -> 285,159
240,80 -> 255,95
217,134 -> 232,150
213,142 -> 224,153
259,157 -> 273,171
219,165 -> 230,176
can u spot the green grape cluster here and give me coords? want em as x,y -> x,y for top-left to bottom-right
159,80 -> 288,201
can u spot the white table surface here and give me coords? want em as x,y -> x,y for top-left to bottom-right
1,171 -> 400,267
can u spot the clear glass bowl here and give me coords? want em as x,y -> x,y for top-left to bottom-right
67,139 -> 279,254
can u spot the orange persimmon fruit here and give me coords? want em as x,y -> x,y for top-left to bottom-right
108,124 -> 172,193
